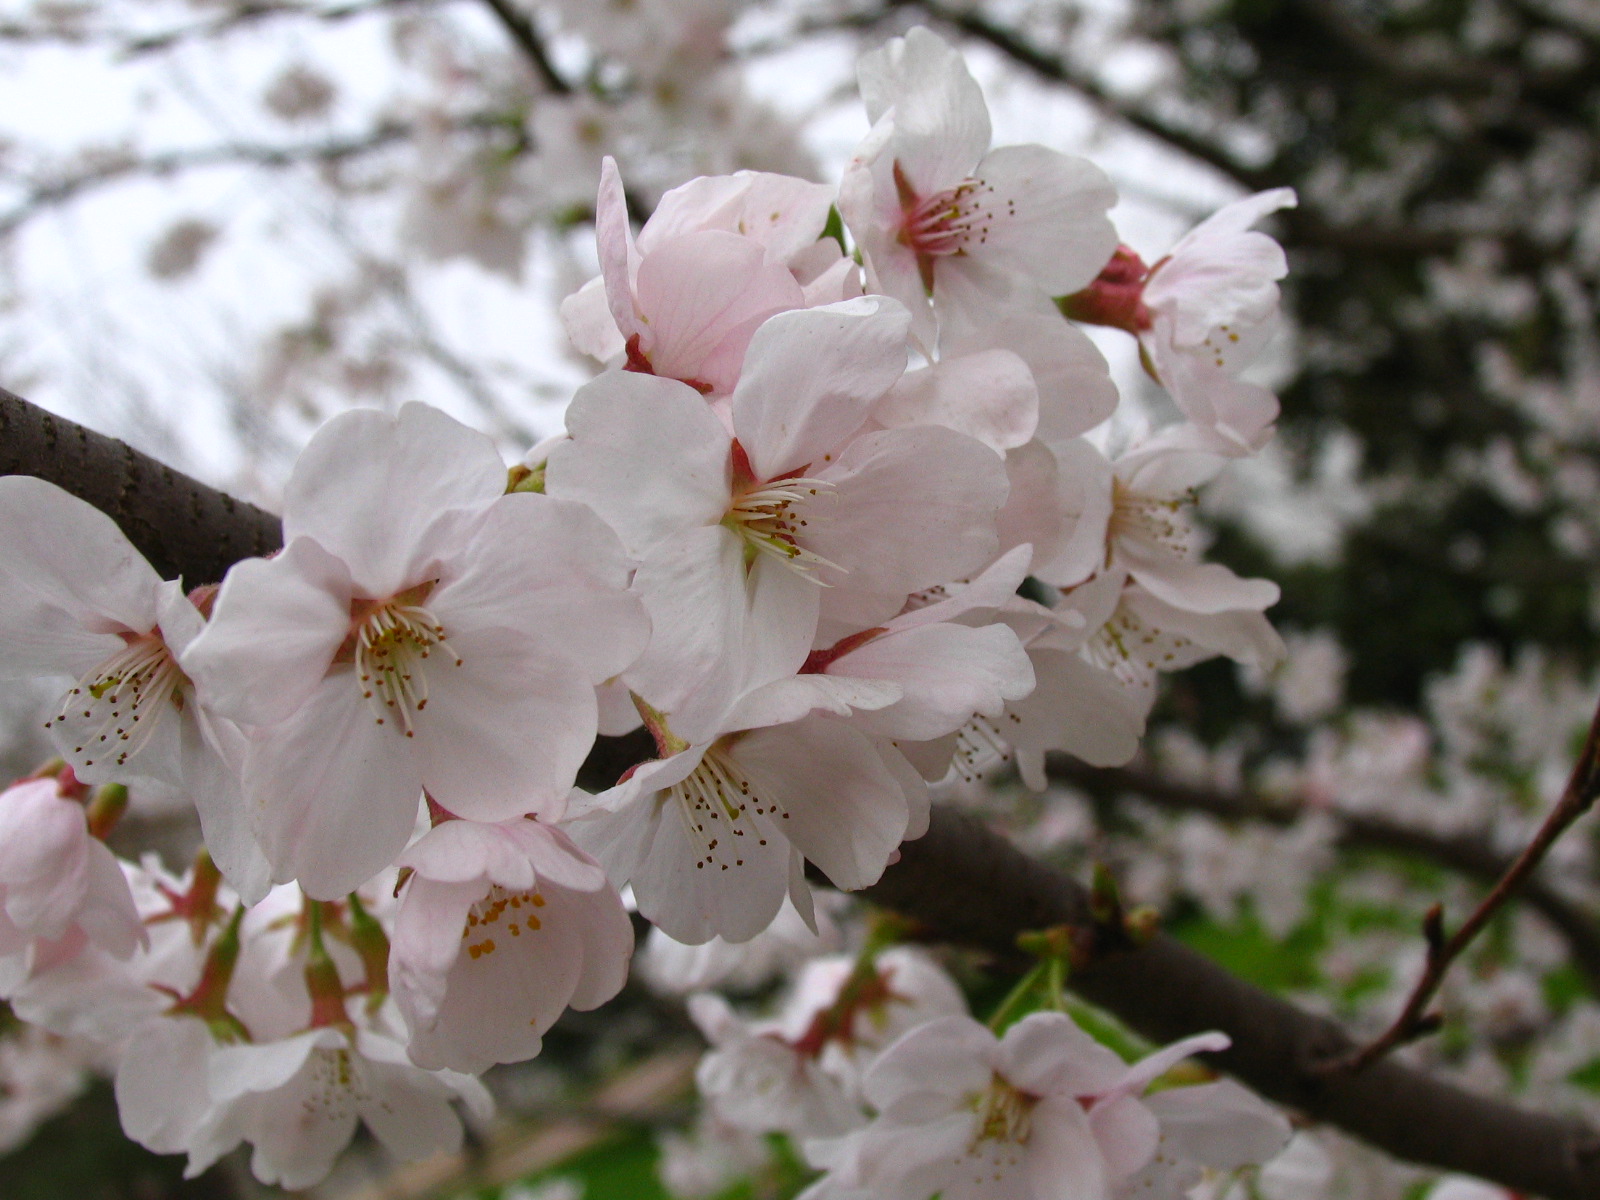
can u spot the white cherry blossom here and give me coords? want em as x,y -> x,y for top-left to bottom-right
390,815 -> 633,1073
802,1013 -> 1288,1200
0,477 -> 269,900
184,402 -> 649,898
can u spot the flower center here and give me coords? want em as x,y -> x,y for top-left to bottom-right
46,633 -> 186,771
1085,602 -> 1186,696
668,747 -> 788,872
354,601 -> 459,737
895,161 -> 996,291
971,1073 -> 1037,1149
1109,478 -> 1197,561
723,477 -> 838,579
462,886 -> 545,963
951,713 -> 1020,783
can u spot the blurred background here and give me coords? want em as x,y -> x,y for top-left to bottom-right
2,1 -> 1599,1197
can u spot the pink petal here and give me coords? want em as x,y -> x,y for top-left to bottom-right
282,404 -> 507,599
182,536 -> 353,727
730,717 -> 908,891
732,297 -> 910,481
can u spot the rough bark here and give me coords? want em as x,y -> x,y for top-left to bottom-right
0,387 -> 283,583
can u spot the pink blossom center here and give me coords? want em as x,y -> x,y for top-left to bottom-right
894,161 -> 1001,292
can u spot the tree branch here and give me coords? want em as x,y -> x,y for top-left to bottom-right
7,389 -> 1600,1196
477,0 -> 572,95
903,0 -> 1276,193
1341,694 -> 1600,1070
0,387 -> 281,583
1050,758 -> 1600,995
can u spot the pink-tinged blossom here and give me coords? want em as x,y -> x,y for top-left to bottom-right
804,544 -> 1037,752
802,1012 -> 1289,1200
184,403 -> 649,899
0,778 -> 145,979
150,1025 -> 490,1189
689,991 -> 864,1138
690,946 -> 966,1140
547,296 -> 1008,733
560,158 -> 831,393
0,477 -> 270,901
570,672 -> 921,946
1066,190 -> 1296,456
840,26 -> 1117,355
390,816 -> 632,1074
1035,435 -> 1281,616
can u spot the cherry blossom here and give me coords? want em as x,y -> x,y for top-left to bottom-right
0,477 -> 269,900
569,671 -> 920,945
840,26 -> 1117,355
801,1012 -> 1289,1200
184,402 -> 649,898
1064,190 -> 1297,455
547,296 -> 1009,733
0,777 -> 145,982
560,157 -> 829,392
390,815 -> 633,1073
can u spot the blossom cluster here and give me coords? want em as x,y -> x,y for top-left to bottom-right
0,27 -> 1296,1192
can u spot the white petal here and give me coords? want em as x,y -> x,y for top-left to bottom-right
874,350 -> 1038,453
633,231 -> 805,393
0,476 -> 161,678
857,27 -> 990,194
964,144 -> 1118,295
413,628 -> 598,822
732,297 -> 910,481
730,717 -> 908,891
182,536 -> 353,727
546,370 -> 732,557
559,274 -> 625,362
244,676 -> 425,898
429,493 -> 649,684
838,623 -> 1035,741
1141,1080 -> 1291,1170
808,426 -> 1007,601
282,404 -> 507,598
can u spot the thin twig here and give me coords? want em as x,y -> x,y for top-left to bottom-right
477,0 -> 572,95
1336,692 -> 1600,1072
1049,757 -> 1600,995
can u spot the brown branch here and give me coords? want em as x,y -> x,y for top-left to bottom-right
8,389 -> 1600,1196
1339,694 -> 1600,1071
1049,759 -> 1600,995
0,388 -> 281,584
477,0 -> 572,95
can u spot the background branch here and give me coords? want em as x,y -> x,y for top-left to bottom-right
1050,757 -> 1600,993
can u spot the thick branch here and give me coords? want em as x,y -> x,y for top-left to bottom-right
864,805 -> 1600,1200
1051,759 -> 1600,994
8,390 -> 1600,1196
0,388 -> 281,584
